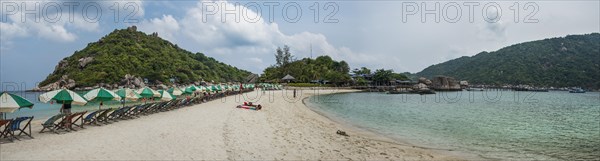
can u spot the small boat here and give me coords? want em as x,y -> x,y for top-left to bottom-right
466,88 -> 484,91
569,88 -> 586,93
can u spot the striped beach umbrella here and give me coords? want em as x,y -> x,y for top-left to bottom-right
138,87 -> 160,98
158,90 -> 176,101
167,87 -> 184,96
115,88 -> 142,101
84,87 -> 121,102
39,89 -> 87,105
0,92 -> 34,113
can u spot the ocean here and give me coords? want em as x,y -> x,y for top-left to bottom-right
306,90 -> 600,160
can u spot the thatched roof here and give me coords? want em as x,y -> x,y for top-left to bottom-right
282,74 -> 295,80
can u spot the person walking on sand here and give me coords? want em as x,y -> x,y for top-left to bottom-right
61,101 -> 72,114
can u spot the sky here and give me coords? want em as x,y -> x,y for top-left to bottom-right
1,0 -> 599,90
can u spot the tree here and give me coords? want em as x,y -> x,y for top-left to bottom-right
352,67 -> 371,75
373,69 -> 393,85
275,47 -> 284,67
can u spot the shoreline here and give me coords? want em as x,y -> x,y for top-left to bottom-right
2,89 -> 471,160
300,91 -> 484,160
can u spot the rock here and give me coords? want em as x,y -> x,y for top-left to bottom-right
412,83 -> 429,91
78,57 -> 94,69
432,76 -> 461,90
127,25 -> 137,32
418,77 -> 432,85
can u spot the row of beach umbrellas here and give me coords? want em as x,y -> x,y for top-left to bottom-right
1,84 -> 257,114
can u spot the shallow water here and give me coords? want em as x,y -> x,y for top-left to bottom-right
307,91 -> 600,160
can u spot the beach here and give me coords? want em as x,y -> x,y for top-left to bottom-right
0,89 -> 463,160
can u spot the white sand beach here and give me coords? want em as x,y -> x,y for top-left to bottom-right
1,89 -> 465,160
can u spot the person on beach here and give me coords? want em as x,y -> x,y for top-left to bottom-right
61,102 -> 72,114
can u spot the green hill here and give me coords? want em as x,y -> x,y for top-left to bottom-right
39,26 -> 251,88
417,33 -> 600,89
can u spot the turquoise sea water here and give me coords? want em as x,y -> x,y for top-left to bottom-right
307,91 -> 600,160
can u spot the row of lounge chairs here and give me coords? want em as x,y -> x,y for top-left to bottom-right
34,89 -> 251,135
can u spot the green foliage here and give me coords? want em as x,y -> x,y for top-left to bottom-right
352,67 -> 371,75
417,33 -> 600,88
39,28 -> 251,87
287,83 -> 333,87
370,68 -> 409,84
261,46 -> 351,85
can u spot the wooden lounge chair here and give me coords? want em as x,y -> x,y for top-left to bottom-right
69,111 -> 87,129
83,109 -> 104,126
56,112 -> 81,132
40,114 -> 66,134
7,116 -> 34,140
0,119 -> 14,142
95,109 -> 114,124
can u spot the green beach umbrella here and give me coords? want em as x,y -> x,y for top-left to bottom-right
137,87 -> 160,98
167,87 -> 184,96
0,92 -> 34,113
115,88 -> 142,101
211,85 -> 219,91
39,89 -> 88,105
84,87 -> 121,102
158,90 -> 176,101
183,87 -> 194,95
187,85 -> 198,92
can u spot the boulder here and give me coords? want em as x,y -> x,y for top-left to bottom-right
412,83 -> 429,91
78,57 -> 94,69
157,84 -> 168,90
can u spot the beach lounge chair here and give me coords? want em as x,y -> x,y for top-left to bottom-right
96,108 -> 114,124
40,114 -> 66,134
0,119 -> 14,141
83,109 -> 104,126
5,116 -> 34,140
57,112 -> 86,132
70,111 -> 87,129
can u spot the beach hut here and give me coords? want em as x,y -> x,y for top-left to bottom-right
0,92 -> 34,119
282,74 -> 295,83
84,87 -> 121,109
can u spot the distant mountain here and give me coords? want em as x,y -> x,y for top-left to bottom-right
39,26 -> 251,88
417,33 -> 600,89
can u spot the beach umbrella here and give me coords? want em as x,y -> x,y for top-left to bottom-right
187,85 -> 198,92
0,92 -> 34,113
158,90 -> 176,101
84,87 -> 121,109
137,87 -> 160,98
115,88 -> 142,101
84,87 -> 121,102
196,86 -> 205,91
167,87 -> 184,96
39,89 -> 87,105
183,87 -> 194,95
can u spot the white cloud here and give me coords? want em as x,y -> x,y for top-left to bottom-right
138,0 -> 371,74
0,0 -> 144,43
